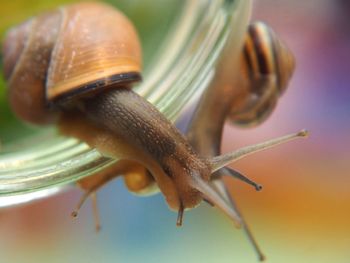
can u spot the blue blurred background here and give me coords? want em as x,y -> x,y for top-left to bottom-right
1,0 -> 349,262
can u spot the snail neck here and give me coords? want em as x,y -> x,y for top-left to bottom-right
80,88 -> 211,210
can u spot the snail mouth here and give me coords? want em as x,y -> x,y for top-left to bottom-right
48,71 -> 142,108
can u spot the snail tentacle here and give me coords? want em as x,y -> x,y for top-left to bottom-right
214,167 -> 262,191
210,130 -> 308,173
211,178 -> 266,261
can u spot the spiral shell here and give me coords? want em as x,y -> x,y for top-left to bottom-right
230,21 -> 295,126
2,2 -> 142,124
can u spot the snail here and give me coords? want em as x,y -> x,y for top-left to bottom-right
2,1 -> 307,240
187,22 -> 299,261
230,21 -> 295,126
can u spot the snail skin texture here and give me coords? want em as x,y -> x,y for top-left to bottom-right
2,3 -> 307,260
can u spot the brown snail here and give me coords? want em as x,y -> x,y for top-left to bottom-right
2,1 -> 307,246
187,21 -> 299,261
230,21 -> 295,126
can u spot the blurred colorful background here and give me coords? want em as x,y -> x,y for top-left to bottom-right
0,0 -> 349,263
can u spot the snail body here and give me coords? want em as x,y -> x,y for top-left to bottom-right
2,2 -> 307,242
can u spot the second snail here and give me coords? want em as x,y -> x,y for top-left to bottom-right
1,2 -> 307,261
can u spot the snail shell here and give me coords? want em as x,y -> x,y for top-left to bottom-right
2,2 -> 142,124
230,21 -> 295,126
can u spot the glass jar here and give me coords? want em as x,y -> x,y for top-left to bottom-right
0,0 -> 251,206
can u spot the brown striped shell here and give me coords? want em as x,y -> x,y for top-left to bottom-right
2,2 -> 142,124
230,21 -> 295,126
